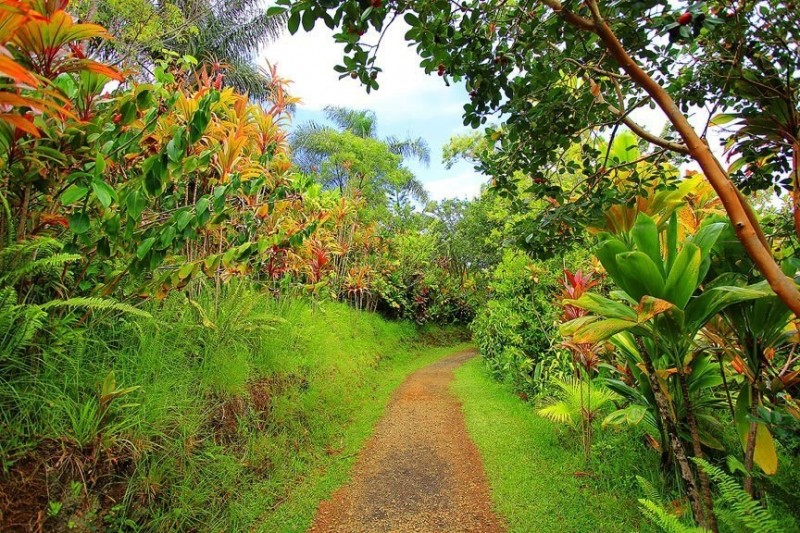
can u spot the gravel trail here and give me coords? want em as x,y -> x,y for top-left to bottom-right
309,350 -> 505,533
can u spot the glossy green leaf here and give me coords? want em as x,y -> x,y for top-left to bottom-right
68,212 -> 90,234
664,242 -> 700,308
572,318 -> 636,344
631,213 -> 662,274
91,179 -> 116,208
617,251 -> 665,300
136,237 -> 156,260
61,185 -> 89,205
564,293 -> 636,320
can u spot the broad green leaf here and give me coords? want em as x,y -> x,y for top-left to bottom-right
94,153 -> 106,176
686,282 -> 772,331
636,296 -> 675,323
664,242 -> 700,308
617,251 -> 665,300
572,318 -> 636,344
564,293 -> 636,320
631,213 -> 663,274
665,212 -> 678,272
688,222 -> 725,262
595,237 -> 630,293
710,113 -> 739,126
136,237 -> 155,260
68,212 -> 90,234
176,210 -> 194,230
559,315 -> 599,337
61,185 -> 88,205
91,179 -> 116,208
178,262 -> 195,280
126,190 -> 145,220
196,197 -> 209,216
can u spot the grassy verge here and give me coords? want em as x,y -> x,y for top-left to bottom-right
1,282 -> 469,531
256,340 -> 469,532
452,357 -> 652,532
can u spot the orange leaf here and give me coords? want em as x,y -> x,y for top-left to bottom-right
0,112 -> 40,136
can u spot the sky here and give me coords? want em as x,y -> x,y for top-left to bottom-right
258,21 -> 726,203
259,21 -> 487,201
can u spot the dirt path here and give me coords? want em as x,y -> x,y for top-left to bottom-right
309,350 -> 505,533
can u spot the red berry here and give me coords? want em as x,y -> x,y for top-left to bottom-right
677,12 -> 692,25
371,0 -> 382,7
113,113 -> 122,124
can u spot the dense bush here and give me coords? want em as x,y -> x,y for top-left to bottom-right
470,250 -> 584,397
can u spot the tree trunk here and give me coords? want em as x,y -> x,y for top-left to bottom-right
792,142 -> 800,241
742,382 -> 759,497
636,343 -> 708,528
677,366 -> 718,532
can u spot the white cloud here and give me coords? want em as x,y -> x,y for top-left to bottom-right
425,170 -> 487,201
261,22 -> 463,121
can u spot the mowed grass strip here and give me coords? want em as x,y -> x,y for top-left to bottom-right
452,357 -> 649,533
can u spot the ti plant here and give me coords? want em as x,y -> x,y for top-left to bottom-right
561,212 -> 772,532
700,222 -> 800,495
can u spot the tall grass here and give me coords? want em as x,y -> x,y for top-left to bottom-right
0,281 -> 464,531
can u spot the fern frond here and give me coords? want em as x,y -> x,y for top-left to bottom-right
40,298 -> 152,318
638,499 -> 709,533
693,458 -> 782,532
0,288 -> 47,357
636,476 -> 664,506
0,253 -> 81,285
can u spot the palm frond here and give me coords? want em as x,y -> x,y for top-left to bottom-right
386,135 -> 431,166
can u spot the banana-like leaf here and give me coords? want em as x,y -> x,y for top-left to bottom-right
617,251 -> 665,300
636,296 -> 675,323
563,292 -> 637,320
559,315 -> 599,337
595,236 -> 630,293
686,282 -> 773,332
572,317 -> 637,344
664,242 -> 700,308
631,213 -> 663,275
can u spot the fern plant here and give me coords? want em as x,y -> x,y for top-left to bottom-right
639,461 -> 787,533
694,458 -> 783,533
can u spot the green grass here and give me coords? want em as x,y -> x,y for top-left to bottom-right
1,281 -> 469,531
452,357 -> 654,533
255,341 -> 467,532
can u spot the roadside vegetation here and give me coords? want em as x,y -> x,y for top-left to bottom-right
2,0 -> 800,532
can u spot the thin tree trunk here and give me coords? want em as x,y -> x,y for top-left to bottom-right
792,142 -> 800,241
742,386 -> 759,496
677,366 -> 718,532
636,341 -> 707,528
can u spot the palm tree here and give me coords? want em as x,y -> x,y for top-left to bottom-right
76,0 -> 286,100
321,106 -> 431,166
293,106 -> 431,205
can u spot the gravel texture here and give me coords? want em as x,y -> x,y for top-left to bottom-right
309,350 -> 505,533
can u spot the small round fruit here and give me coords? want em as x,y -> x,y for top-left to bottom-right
350,71 -> 358,79
677,12 -> 692,25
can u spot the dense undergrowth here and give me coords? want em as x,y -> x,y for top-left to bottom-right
0,282 -> 468,531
